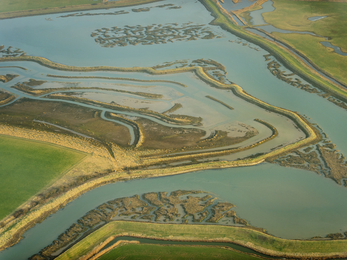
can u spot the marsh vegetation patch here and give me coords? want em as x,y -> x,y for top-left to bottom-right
91,23 -> 223,48
0,99 -> 131,147
0,90 -> 15,106
0,45 -> 26,58
0,74 -> 18,83
264,54 -> 347,111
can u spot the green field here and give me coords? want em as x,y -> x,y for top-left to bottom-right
0,135 -> 86,220
262,0 -> 347,85
0,0 -> 101,13
99,243 -> 263,260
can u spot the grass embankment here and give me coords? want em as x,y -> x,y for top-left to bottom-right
57,221 -> 347,260
198,0 -> 347,103
0,0 -> 162,19
98,243 -> 263,260
0,135 -> 85,220
262,0 -> 347,85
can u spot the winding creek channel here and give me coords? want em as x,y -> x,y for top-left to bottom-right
1,0 -> 347,259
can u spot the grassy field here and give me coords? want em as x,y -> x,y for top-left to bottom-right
0,0 -> 102,13
262,0 -> 347,85
98,243 -> 263,260
0,135 -> 86,220
272,32 -> 347,86
263,0 -> 347,51
57,221 -> 347,260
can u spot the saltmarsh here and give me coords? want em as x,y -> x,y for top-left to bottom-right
0,0 -> 161,19
57,221 -> 347,260
0,135 -> 86,220
272,32 -> 347,85
0,0 -> 102,13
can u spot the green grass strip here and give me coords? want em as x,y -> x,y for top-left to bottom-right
98,243 -> 263,260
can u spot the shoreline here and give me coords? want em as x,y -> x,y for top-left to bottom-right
0,0 -> 163,20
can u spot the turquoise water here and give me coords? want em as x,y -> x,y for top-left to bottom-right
0,0 -> 347,259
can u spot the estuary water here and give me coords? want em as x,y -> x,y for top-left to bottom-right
1,164 -> 347,260
0,0 -> 347,259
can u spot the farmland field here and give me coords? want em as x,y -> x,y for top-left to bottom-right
0,135 -> 85,220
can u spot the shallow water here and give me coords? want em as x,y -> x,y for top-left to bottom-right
258,24 -> 321,37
